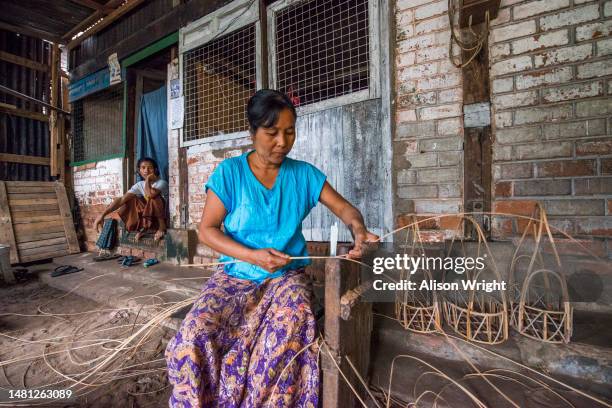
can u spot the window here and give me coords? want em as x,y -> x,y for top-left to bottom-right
179,0 -> 260,146
182,24 -> 257,143
71,85 -> 124,164
178,0 -> 379,146
268,0 -> 377,113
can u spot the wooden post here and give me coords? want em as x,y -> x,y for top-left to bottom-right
461,18 -> 492,239
0,182 -> 19,265
322,244 -> 373,407
49,43 -> 60,179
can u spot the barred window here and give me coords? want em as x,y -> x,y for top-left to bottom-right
273,0 -> 370,108
71,85 -> 124,164
182,24 -> 257,143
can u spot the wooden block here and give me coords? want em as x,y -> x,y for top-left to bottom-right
5,181 -> 57,188
0,182 -> 19,263
0,50 -> 50,72
19,249 -> 70,263
55,183 -> 80,254
0,153 -> 50,166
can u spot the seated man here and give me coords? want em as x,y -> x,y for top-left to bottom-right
94,157 -> 168,241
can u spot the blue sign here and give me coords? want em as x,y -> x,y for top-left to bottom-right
68,69 -> 112,102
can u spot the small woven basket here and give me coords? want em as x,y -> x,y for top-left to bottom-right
395,216 -> 441,333
517,268 -> 573,343
442,216 -> 508,345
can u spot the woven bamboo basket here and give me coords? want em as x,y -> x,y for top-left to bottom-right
394,216 -> 441,333
517,268 -> 573,343
508,253 -> 543,328
506,203 -> 572,343
442,216 -> 508,344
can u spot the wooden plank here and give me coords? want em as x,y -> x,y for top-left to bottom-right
12,209 -> 61,220
12,214 -> 62,224
0,182 -> 19,263
14,220 -> 65,236
6,183 -> 55,194
8,198 -> 58,206
68,0 -> 146,49
18,237 -> 67,250
18,243 -> 68,257
0,105 -> 48,122
0,50 -> 50,72
7,193 -> 57,200
0,21 -> 64,44
55,183 -> 80,254
50,43 -> 60,178
0,153 -> 50,166
11,204 -> 60,213
15,231 -> 66,244
19,249 -> 70,263
69,0 -> 104,10
5,181 -> 56,188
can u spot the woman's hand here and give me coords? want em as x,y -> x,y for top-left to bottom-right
94,215 -> 105,232
249,248 -> 292,273
347,227 -> 379,259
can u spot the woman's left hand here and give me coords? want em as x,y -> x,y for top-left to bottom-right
347,227 -> 379,259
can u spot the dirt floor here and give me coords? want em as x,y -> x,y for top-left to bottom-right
0,275 -> 172,408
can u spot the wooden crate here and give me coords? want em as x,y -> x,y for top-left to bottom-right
0,181 -> 79,264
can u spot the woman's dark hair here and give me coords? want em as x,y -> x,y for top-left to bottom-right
246,89 -> 296,133
136,157 -> 160,178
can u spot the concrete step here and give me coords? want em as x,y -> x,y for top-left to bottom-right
370,314 -> 612,406
38,252 -> 213,331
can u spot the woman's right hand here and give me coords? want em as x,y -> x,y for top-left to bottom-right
249,248 -> 292,273
94,215 -> 105,232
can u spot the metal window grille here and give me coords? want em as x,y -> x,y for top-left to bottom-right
71,85 -> 124,163
183,24 -> 257,142
274,0 -> 370,107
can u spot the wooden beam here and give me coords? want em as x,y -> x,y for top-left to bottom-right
62,0 -> 126,40
0,84 -> 71,115
0,21 -> 64,45
0,182 -> 19,266
69,0 -> 104,10
0,153 -> 50,166
0,51 -> 49,73
0,105 -> 48,122
50,43 -> 61,178
68,0 -> 146,49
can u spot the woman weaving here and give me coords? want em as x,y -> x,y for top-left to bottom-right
165,89 -> 378,407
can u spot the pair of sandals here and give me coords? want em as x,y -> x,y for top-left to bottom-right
117,256 -> 159,268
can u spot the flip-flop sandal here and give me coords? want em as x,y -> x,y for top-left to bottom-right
143,258 -> 159,268
120,256 -> 141,267
93,253 -> 121,262
52,265 -> 84,277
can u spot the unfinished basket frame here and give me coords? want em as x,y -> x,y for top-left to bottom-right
394,216 -> 441,334
442,215 -> 509,345
507,203 -> 572,343
517,268 -> 573,343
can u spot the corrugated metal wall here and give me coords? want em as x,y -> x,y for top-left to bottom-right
0,30 -> 51,181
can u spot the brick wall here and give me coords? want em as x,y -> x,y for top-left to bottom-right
72,158 -> 123,251
489,0 -> 612,253
394,0 -> 465,240
183,137 -> 252,264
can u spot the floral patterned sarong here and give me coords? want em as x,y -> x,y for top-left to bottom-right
165,268 -> 320,407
